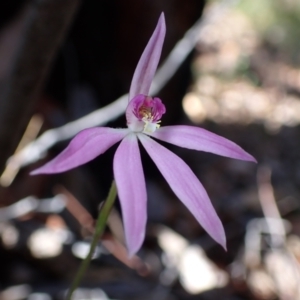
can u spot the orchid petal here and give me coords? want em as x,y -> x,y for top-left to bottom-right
148,125 -> 256,162
31,128 -> 129,174
129,13 -> 166,101
113,133 -> 147,256
139,134 -> 226,249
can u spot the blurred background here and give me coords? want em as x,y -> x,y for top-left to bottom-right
0,0 -> 300,299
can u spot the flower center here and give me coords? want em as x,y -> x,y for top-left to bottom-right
127,94 -> 166,133
135,96 -> 166,133
139,106 -> 153,121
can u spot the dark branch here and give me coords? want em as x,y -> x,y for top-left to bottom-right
0,0 -> 81,173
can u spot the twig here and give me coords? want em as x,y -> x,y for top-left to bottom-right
257,166 -> 286,246
0,194 -> 66,221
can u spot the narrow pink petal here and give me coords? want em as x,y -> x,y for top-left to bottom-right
148,125 -> 256,162
113,133 -> 147,256
31,128 -> 129,174
138,134 -> 226,249
129,13 -> 166,101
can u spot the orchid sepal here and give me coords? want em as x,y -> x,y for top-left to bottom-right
128,13 -> 166,101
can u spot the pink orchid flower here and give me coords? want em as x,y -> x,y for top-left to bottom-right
32,13 -> 256,256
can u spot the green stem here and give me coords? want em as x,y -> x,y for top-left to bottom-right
66,180 -> 117,300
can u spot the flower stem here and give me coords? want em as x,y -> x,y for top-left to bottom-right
66,180 -> 117,300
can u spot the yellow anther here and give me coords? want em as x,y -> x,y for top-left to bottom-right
139,106 -> 153,121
